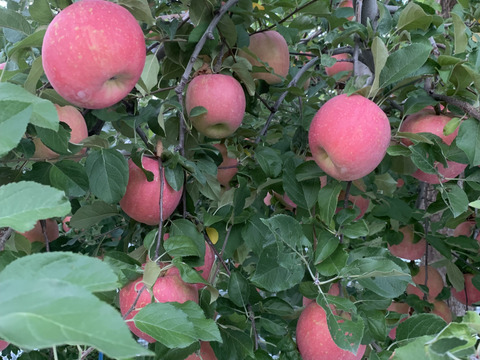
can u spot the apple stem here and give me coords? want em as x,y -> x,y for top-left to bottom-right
40,219 -> 50,252
0,227 -> 13,251
247,303 -> 259,350
154,159 -> 165,260
135,126 -> 155,153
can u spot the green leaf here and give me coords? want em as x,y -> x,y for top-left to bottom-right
164,235 -> 202,258
189,106 -> 208,118
116,0 -> 155,25
35,123 -> 72,155
396,2 -> 432,32
457,118 -> 480,166
256,146 -> 282,178
86,148 -> 129,203
212,326 -> 254,360
228,271 -> 250,308
0,181 -> 70,232
369,36 -> 389,97
452,13 -> 467,54
379,43 -> 432,88
261,215 -> 310,250
440,185 -> 469,218
49,160 -> 90,198
136,54 -> 160,95
314,231 -> 339,264
24,56 -> 45,94
316,245 -> 348,277
8,30 -> 46,63
0,7 -> 33,35
0,278 -> 151,358
0,101 -> 32,157
69,201 -> 119,229
29,0 -> 54,24
396,314 -> 447,342
318,183 -> 342,229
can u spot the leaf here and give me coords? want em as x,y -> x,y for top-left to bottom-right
256,146 -> 282,178
440,185 -> 469,218
318,183 -> 342,229
0,278 -> 152,359
136,54 -> 160,95
452,13 -> 467,54
0,7 -> 33,35
211,326 -> 254,360
261,215 -> 310,250
29,0 -> 53,24
396,2 -> 433,31
0,101 -> 32,157
379,43 -> 432,88
0,181 -> 71,232
69,201 -> 119,229
228,271 -> 250,307
116,0 -> 155,25
86,148 -> 129,203
24,56 -> 45,94
8,30 -> 46,63
396,314 -> 447,342
49,160 -> 90,197
164,235 -> 203,258
369,36 -> 389,97
457,118 -> 480,166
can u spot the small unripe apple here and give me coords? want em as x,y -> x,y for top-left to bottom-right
42,0 -> 146,109
119,157 -> 183,225
119,266 -> 199,343
451,273 -> 480,305
406,265 -> 444,299
388,225 -> 426,261
399,110 -> 467,184
238,30 -> 290,84
33,104 -> 88,159
308,94 -> 391,181
18,219 -> 59,243
185,74 -> 246,139
213,143 -> 238,187
185,342 -> 217,360
325,53 -> 353,81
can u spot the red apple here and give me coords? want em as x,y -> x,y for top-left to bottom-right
62,216 -> 72,232
339,0 -> 355,20
0,63 -> 5,70
264,191 -> 297,210
399,110 -> 467,184
42,0 -> 146,109
33,104 -> 88,159
325,53 -> 353,81
0,340 -> 8,351
213,143 -> 238,187
119,157 -> 183,225
296,302 -> 366,360
185,342 -> 217,360
451,273 -> 480,305
388,225 -> 426,261
119,265 -> 199,343
238,30 -> 290,84
185,74 -> 246,139
406,265 -> 444,299
18,219 -> 59,243
308,94 -> 391,181
431,300 -> 452,323
387,301 -> 410,339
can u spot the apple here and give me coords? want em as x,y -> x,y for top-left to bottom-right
388,225 -> 426,260
119,157 -> 183,225
119,265 -> 199,343
296,302 -> 366,360
406,265 -> 444,299
33,104 -> 88,159
18,219 -> 59,243
399,110 -> 467,184
263,191 -> 297,211
325,53 -> 353,81
185,342 -> 217,360
431,300 -> 452,323
337,191 -> 370,220
62,216 -> 72,232
238,30 -> 290,84
185,74 -> 246,139
339,0 -> 355,20
308,94 -> 391,181
453,220 -> 480,243
0,63 -> 5,70
451,273 -> 480,305
387,301 -> 409,340
42,0 -> 146,109
0,340 -> 8,352
213,143 -> 238,187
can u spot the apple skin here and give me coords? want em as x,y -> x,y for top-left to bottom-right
431,300 -> 452,323
296,302 -> 366,360
399,110 -> 467,184
388,225 -> 426,261
406,265 -> 444,299
33,104 -> 88,159
387,301 -> 409,340
451,273 -> 480,305
308,94 -> 391,181
185,74 -> 246,139
339,0 -> 355,20
213,143 -> 238,187
325,54 -> 353,81
119,266 -> 199,343
0,62 -> 5,70
238,30 -> 290,84
0,340 -> 9,351
185,342 -> 217,360
119,157 -> 183,225
42,0 -> 146,109
18,219 -> 59,243
453,220 -> 480,242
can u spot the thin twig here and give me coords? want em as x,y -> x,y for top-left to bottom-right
428,92 -> 480,121
154,160 -> 165,260
247,304 -> 259,350
0,228 -> 13,251
204,228 -> 231,276
40,219 -> 50,252
135,126 -> 154,152
122,284 -> 147,320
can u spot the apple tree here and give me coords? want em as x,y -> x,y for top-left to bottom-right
1,0 -> 480,359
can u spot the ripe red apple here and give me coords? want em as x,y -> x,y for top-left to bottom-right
399,110 -> 467,184
185,342 -> 217,360
238,30 -> 290,84
339,0 -> 355,20
42,0 -> 146,109
325,53 -> 353,81
453,220 -> 480,242
431,300 -> 452,323
308,94 -> 391,181
119,265 -> 199,343
0,63 -> 5,70
18,219 -> 59,243
387,301 -> 409,339
185,74 -> 246,139
119,157 -> 183,225
62,216 -> 72,232
388,225 -> 426,261
263,192 -> 297,210
0,340 -> 9,351
406,265 -> 444,299
33,104 -> 88,159
296,302 -> 366,360
451,273 -> 480,305
213,143 -> 238,187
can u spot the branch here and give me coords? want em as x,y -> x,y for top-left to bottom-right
40,219 -> 50,252
255,56 -> 319,143
204,228 -> 231,276
135,126 -> 155,153
0,227 -> 13,251
428,92 -> 480,121
266,0 -> 319,30
154,159 -> 165,260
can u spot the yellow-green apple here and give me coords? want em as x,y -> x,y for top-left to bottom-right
185,74 -> 246,139
213,143 -> 238,187
238,30 -> 290,84
399,110 -> 467,184
388,225 -> 426,260
406,265 -> 444,299
339,0 -> 355,20
18,219 -> 59,243
119,264 -> 199,343
296,302 -> 366,360
387,301 -> 409,339
42,0 -> 146,109
308,94 -> 391,181
185,342 -> 217,360
451,273 -> 480,305
325,53 -> 353,81
119,157 -> 183,225
33,104 -> 88,159
431,300 -> 452,323
0,340 -> 8,351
